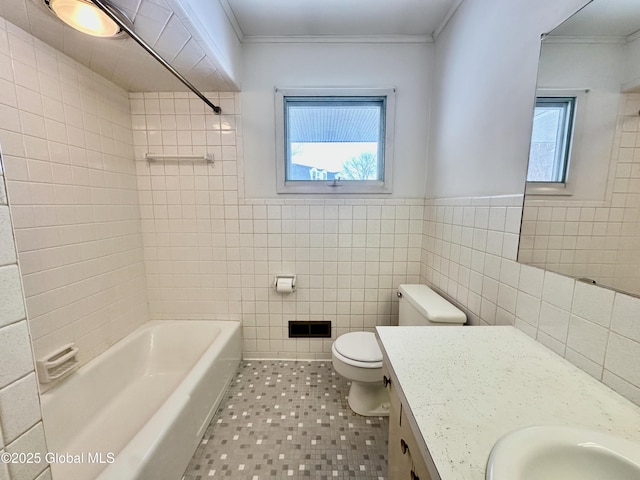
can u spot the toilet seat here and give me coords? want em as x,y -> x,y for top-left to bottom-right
331,331 -> 389,416
333,332 -> 383,369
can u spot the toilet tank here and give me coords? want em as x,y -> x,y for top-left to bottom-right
398,284 -> 466,326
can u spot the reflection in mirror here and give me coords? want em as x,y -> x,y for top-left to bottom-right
518,0 -> 640,298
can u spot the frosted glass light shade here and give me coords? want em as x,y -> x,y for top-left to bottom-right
49,0 -> 121,37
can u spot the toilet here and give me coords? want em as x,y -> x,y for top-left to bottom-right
331,284 -> 467,416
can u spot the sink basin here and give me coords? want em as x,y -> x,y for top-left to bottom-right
486,425 -> 640,480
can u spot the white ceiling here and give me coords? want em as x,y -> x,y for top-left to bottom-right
0,0 -> 462,94
223,0 -> 459,40
549,0 -> 640,38
2,0 -> 640,95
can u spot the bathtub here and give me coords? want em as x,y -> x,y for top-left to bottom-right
40,320 -> 242,480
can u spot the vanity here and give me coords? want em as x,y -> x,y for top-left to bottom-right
377,326 -> 640,480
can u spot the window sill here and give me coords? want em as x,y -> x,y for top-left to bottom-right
277,180 -> 391,194
525,182 -> 573,196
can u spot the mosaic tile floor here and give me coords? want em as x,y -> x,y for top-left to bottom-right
183,361 -> 388,479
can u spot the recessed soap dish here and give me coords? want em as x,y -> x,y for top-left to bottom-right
36,343 -> 79,383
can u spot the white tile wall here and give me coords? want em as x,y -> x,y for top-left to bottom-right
421,195 -> 523,326
0,19 -> 149,389
131,91 -> 425,358
239,198 -> 424,357
0,373 -> 41,444
520,93 -> 640,297
0,60 -> 49,477
4,424 -> 47,480
422,194 -> 640,407
0,265 -> 25,329
0,321 -> 34,390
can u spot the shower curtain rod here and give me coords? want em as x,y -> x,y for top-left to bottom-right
91,0 -> 222,115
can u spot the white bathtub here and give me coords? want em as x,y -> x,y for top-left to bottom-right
40,320 -> 242,480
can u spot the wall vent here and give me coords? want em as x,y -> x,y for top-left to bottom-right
288,321 -> 331,338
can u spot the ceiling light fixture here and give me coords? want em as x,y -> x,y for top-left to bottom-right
38,0 -> 222,114
43,0 -> 131,38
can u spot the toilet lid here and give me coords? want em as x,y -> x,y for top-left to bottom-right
334,332 -> 383,363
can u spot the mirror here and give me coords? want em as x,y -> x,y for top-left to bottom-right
518,0 -> 640,298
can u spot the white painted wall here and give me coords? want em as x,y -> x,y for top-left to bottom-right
427,0 -> 589,198
240,42 -> 432,199
623,34 -> 640,92
536,41 -> 624,201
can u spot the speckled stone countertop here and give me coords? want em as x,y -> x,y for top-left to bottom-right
376,325 -> 640,480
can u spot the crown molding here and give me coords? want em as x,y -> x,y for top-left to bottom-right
433,0 -> 464,40
627,29 -> 640,43
543,35 -> 627,45
240,34 -> 432,44
218,0 -> 244,42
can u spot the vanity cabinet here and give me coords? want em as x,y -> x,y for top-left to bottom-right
377,326 -> 640,480
384,365 -> 432,480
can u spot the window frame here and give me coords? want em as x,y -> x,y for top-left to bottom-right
525,89 -> 586,196
275,87 -> 396,194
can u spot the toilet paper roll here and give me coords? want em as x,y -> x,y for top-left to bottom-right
276,277 -> 294,293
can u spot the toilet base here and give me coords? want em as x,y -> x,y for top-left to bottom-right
347,380 -> 390,417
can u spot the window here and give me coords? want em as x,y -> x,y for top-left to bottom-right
275,88 -> 395,194
527,96 -> 576,187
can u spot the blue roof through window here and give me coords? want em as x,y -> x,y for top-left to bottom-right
287,105 -> 381,143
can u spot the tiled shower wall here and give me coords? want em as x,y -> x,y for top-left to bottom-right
520,93 -> 640,297
0,19 -> 148,384
0,154 -> 50,480
131,91 -> 244,320
421,195 -> 640,406
131,92 -> 424,358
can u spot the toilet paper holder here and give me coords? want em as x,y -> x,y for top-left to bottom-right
274,275 -> 296,293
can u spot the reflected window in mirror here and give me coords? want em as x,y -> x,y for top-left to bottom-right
525,89 -> 587,196
518,0 -> 640,298
527,96 -> 575,183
